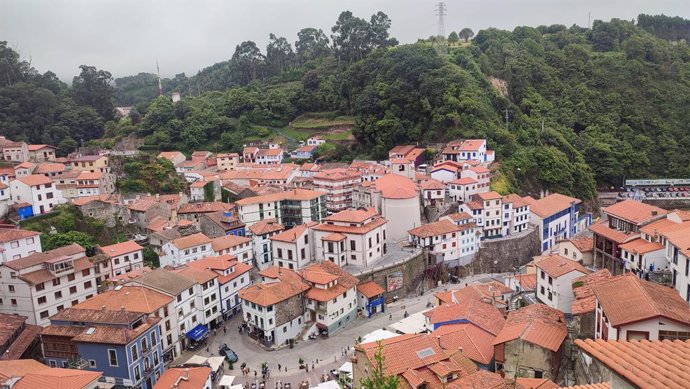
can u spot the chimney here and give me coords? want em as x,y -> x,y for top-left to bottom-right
436,335 -> 442,348
185,368 -> 190,379
120,306 -> 125,312
101,305 -> 106,311
155,193 -> 160,200
652,210 -> 658,216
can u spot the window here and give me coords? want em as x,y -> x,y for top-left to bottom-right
36,282 -> 45,291
82,269 -> 90,277
10,241 -> 19,248
89,360 -> 96,368
134,365 -> 141,381
40,310 -> 49,319
277,248 -> 283,258
67,274 -> 75,282
83,281 -> 92,289
53,278 -> 61,286
38,296 -> 47,304
131,344 -> 139,360
54,291 -> 62,299
151,331 -> 157,346
540,286 -> 545,295
70,286 -> 77,294
8,285 -> 15,293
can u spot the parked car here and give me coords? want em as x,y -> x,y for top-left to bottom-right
219,343 -> 238,363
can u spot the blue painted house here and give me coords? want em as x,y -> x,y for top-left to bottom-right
201,210 -> 247,237
42,308 -> 164,389
291,145 -> 318,160
523,193 -> 591,252
356,281 -> 386,317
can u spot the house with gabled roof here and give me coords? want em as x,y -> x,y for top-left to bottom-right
592,273 -> 690,341
523,193 -> 589,252
248,218 -> 284,270
492,304 -> 567,380
535,254 -> 590,314
160,233 -> 212,268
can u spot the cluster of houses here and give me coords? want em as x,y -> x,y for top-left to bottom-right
351,197 -> 690,389
3,132 -> 688,389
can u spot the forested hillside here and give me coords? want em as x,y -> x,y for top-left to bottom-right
2,13 -> 689,202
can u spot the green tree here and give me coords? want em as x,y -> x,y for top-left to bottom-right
458,27 -> 475,42
57,136 -> 78,155
266,33 -> 294,75
231,41 -> 266,84
71,65 -> 115,121
448,31 -> 459,43
360,341 -> 399,389
331,11 -> 372,62
143,247 -> 160,268
42,231 -> 96,255
295,28 -> 331,63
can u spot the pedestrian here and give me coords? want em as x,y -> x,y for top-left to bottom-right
278,363 -> 281,371
389,313 -> 392,320
254,370 -> 257,378
214,328 -> 218,336
316,358 -> 318,364
224,327 -> 227,335
306,365 -> 309,373
285,366 -> 287,372
311,362 -> 314,370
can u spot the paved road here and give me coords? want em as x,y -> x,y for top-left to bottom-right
173,272 -> 502,387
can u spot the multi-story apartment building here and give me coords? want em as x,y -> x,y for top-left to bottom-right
248,218 -> 284,270
69,155 -> 110,173
159,233 -> 213,268
10,174 -> 63,215
535,254 -> 590,314
1,139 -> 29,162
41,307 -> 164,389
271,222 -> 316,270
236,189 -> 327,228
0,244 -> 96,326
255,147 -> 283,165
75,171 -> 116,197
131,268 -> 202,351
312,208 -> 387,268
447,177 -> 479,202
441,139 -> 494,163
216,153 -> 240,171
408,218 -> 477,267
313,168 -> 363,213
70,285 -> 180,363
173,267 -> 221,329
524,193 -> 590,252
239,267 -> 309,348
460,191 -> 502,238
96,240 -> 145,279
187,255 -> 252,320
210,234 -> 253,264
300,261 -> 358,335
502,194 -> 530,234
0,228 -> 41,263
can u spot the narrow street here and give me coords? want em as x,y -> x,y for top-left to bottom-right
172,273 -> 502,387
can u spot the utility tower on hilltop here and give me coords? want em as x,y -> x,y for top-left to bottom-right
435,2 -> 447,38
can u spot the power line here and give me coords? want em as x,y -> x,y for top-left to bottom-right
435,2 -> 447,38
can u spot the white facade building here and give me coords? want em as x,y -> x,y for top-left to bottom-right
0,244 -> 96,326
10,174 -> 64,215
301,261 -> 358,335
248,219 -> 284,270
0,228 -> 42,263
97,240 -> 145,278
271,222 -> 315,270
160,233 -> 213,268
535,254 -> 590,314
210,234 -> 253,264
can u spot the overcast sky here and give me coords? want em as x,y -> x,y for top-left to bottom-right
2,0 -> 688,81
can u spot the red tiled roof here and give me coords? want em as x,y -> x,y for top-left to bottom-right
477,191 -> 501,200
4,244 -> 84,271
510,273 -> 537,292
248,218 -> 284,235
239,267 -> 309,306
171,232 -> 211,250
420,179 -> 445,190
502,193 -> 529,208
99,240 -> 142,258
454,370 -> 518,389
665,226 -> 690,257
571,269 -> 613,316
591,274 -> 690,327
434,322 -> 496,365
16,174 -> 51,186
0,228 -> 40,243
0,360 -> 48,383
153,366 -> 211,389
435,281 -> 513,308
235,189 -> 325,205
567,235 -> 594,252
559,384 -> 610,389
445,212 -> 473,222
604,199 -> 667,225
270,222 -> 312,243
178,202 -> 233,214
535,254 -> 590,278
211,234 -> 251,252
492,304 -> 567,352
313,217 -> 387,235
71,317 -> 160,345
173,266 -> 217,284
301,261 -> 359,302
619,238 -> 664,255
373,173 -> 418,199
449,177 -> 477,185
73,286 -> 172,314
324,207 -> 377,223
408,219 -> 461,238
516,378 -> 559,389
589,221 -> 637,244
424,299 -> 505,336
522,193 -> 581,218
575,338 -> 690,389
13,368 -> 101,389
357,281 -> 385,298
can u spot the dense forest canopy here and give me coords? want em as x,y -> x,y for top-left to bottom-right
1,12 -> 689,203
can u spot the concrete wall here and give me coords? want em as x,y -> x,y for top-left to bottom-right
501,339 -> 556,380
472,227 -> 541,274
354,251 -> 427,300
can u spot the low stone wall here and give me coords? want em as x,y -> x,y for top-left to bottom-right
354,251 -> 427,301
641,198 -> 690,210
470,227 -> 541,274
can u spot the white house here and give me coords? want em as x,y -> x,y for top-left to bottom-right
447,177 -> 479,202
535,254 -> 590,314
0,244 -> 96,326
592,274 -> 690,341
0,228 -> 41,263
420,179 -> 445,207
187,255 -> 252,319
460,166 -> 491,192
248,218 -> 284,270
356,281 -> 386,317
523,193 -> 586,252
306,137 -> 326,147
271,222 -> 315,270
300,261 -> 358,335
210,234 -> 253,264
408,219 -> 476,267
502,194 -> 531,235
312,208 -> 387,268
96,240 -> 145,278
10,174 -> 64,215
255,147 -> 283,165
160,233 -> 213,267
174,266 -> 222,328
235,189 -> 327,228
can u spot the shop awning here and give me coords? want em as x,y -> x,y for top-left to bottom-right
186,324 -> 209,342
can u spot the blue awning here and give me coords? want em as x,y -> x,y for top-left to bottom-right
186,324 -> 208,342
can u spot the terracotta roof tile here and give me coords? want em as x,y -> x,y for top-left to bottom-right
313,168 -> 362,180
4,244 -> 84,271
248,218 -> 284,235
619,238 -> 664,255
98,240 -> 142,258
357,281 -> 385,298
424,299 -> 505,336
211,234 -> 251,252
71,317 -> 160,345
575,338 -> 690,389
15,174 -> 51,186
0,228 -> 40,243
420,178 -> 446,190
449,177 -> 477,185
535,254 -> 590,278
409,219 -> 462,238
516,378 -> 559,389
665,227 -> 690,257
372,173 -> 418,199
589,221 -> 637,244
559,384 -> 610,389
445,212 -> 473,222
171,232 -> 211,250
566,235 -> 594,252
604,199 -> 667,225
502,193 -> 529,208
178,202 -> 233,214
434,322 -> 496,365
301,261 -> 358,302
314,217 -> 386,235
153,366 -> 211,389
591,274 -> 690,327
0,360 -> 48,383
508,273 -> 537,292
270,222 -> 313,243
13,368 -> 101,389
435,281 -> 513,308
239,267 -> 308,306
571,269 -> 613,316
454,370 -> 519,389
324,207 -> 377,223
492,304 -> 567,352
235,189 -> 325,205
173,266 -> 217,284
132,268 -> 197,295
477,191 -> 502,201
73,286 -> 172,313
522,193 -> 581,219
